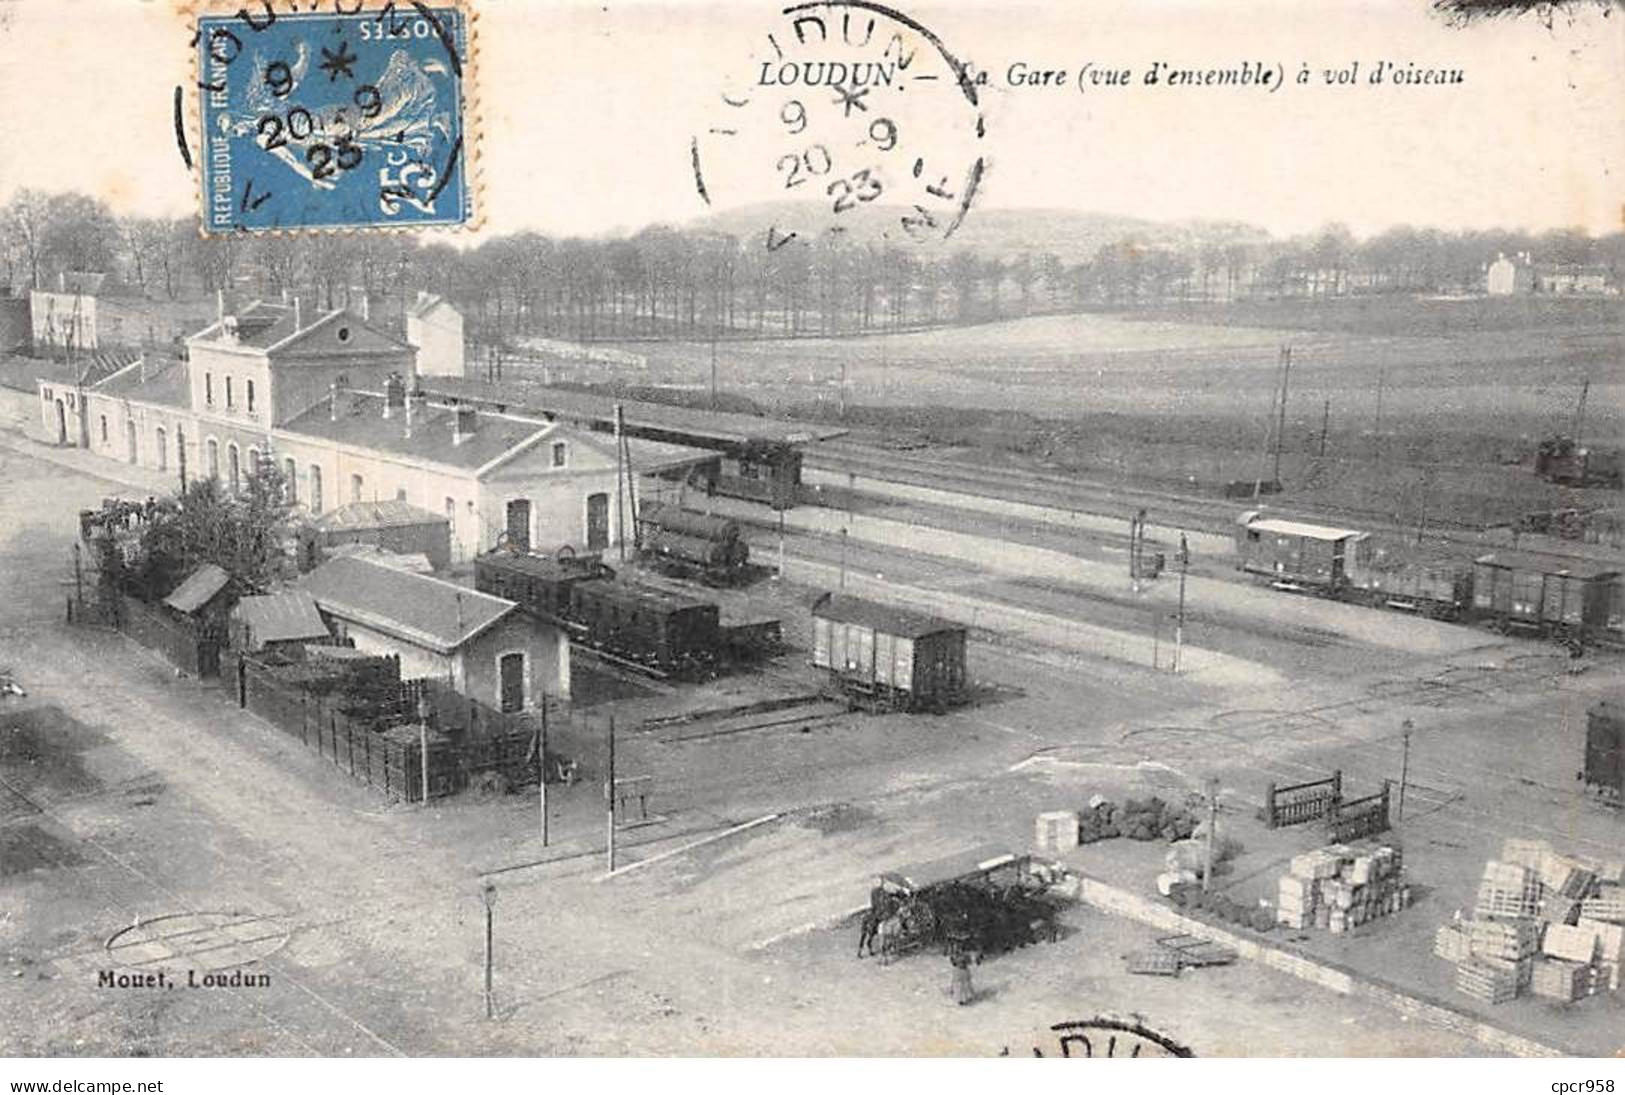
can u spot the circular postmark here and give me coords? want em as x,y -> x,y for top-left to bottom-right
691,0 -> 987,250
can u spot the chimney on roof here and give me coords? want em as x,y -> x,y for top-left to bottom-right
59,271 -> 66,292
360,293 -> 371,323
383,372 -> 405,419
453,405 -> 477,446
293,297 -> 303,331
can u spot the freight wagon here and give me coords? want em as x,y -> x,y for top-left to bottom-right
1235,511 -> 1368,590
810,593 -> 967,712
1471,553 -> 1619,641
636,500 -> 750,584
1581,698 -> 1623,807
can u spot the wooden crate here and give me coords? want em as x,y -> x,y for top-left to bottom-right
1531,958 -> 1588,1003
1456,960 -> 1520,1004
1435,924 -> 1472,963
1580,890 -> 1625,925
1469,918 -> 1540,961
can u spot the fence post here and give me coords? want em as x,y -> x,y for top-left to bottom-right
1264,781 -> 1277,829
1382,780 -> 1392,828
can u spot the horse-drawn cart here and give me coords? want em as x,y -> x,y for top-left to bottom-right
859,845 -> 1068,963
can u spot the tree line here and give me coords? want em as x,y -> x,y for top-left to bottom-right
4,187 -> 1622,346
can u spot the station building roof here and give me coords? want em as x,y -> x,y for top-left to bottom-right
419,377 -> 847,448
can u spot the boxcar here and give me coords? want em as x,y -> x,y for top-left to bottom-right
1234,511 -> 1368,591
810,592 -> 967,712
1582,699 -> 1623,806
1344,543 -> 1474,620
1471,553 -> 1619,638
474,550 -> 609,622
569,578 -> 721,675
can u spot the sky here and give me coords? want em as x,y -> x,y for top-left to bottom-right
0,0 -> 1619,240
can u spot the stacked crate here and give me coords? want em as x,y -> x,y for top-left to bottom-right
1439,838 -> 1625,1005
1275,843 -> 1409,933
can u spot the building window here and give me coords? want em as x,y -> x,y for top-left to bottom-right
225,376 -> 234,409
206,439 -> 219,479
350,473 -> 363,503
309,465 -> 323,513
41,387 -> 51,401
99,416 -> 108,444
247,446 -> 260,483
204,373 -> 213,406
247,379 -> 256,416
284,458 -> 297,503
444,496 -> 456,529
228,444 -> 241,494
155,427 -> 167,472
551,441 -> 567,468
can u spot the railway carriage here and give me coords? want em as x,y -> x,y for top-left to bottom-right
1234,511 -> 1368,592
811,593 -> 967,712
567,579 -> 722,676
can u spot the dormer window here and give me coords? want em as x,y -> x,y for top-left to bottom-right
551,441 -> 567,468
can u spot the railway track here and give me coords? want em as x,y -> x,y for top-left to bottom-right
805,438 -> 1622,568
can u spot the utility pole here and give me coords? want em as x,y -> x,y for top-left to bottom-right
1173,533 -> 1189,674
1203,777 -> 1219,892
1271,345 -> 1292,486
605,715 -> 617,872
1574,377 -> 1589,448
481,882 -> 496,1019
1397,719 -> 1412,822
538,691 -> 549,847
1319,398 -> 1330,458
418,696 -> 431,807
613,403 -> 627,564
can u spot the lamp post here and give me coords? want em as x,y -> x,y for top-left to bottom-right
481,882 -> 496,1020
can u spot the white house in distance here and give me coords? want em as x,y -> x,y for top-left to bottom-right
1485,253 -> 1535,296
31,298 -> 716,562
405,292 -> 464,377
300,554 -> 570,707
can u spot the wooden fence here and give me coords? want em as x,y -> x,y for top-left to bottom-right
238,655 -> 565,803
1327,782 -> 1393,843
1264,770 -> 1342,829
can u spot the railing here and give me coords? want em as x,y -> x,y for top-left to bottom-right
1327,782 -> 1393,842
1264,770 -> 1342,829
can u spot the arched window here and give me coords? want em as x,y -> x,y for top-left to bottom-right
309,464 -> 323,513
155,427 -> 167,472
350,473 -> 363,503
206,438 -> 220,480
228,443 -> 241,494
283,457 -> 297,503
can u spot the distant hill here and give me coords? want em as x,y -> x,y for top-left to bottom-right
685,201 -> 1270,265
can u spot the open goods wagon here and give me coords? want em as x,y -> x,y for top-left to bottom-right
636,500 -> 749,584
811,592 -> 967,712
1582,699 -> 1623,806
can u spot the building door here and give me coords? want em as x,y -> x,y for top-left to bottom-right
126,420 -> 138,464
586,492 -> 609,551
54,400 -> 66,445
499,652 -> 525,713
505,498 -> 531,553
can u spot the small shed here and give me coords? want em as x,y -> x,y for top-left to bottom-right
310,500 -> 452,571
163,563 -> 234,622
229,591 -> 331,653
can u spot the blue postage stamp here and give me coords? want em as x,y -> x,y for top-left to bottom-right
197,4 -> 470,234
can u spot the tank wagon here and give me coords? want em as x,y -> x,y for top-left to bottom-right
1234,510 -> 1624,645
811,592 -> 967,712
636,500 -> 749,584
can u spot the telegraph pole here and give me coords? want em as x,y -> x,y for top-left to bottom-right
538,692 -> 549,847
613,403 -> 627,563
1173,533 -> 1189,674
1319,398 -> 1330,458
1203,777 -> 1219,892
1271,345 -> 1292,486
605,715 -> 617,872
481,882 -> 496,1019
1398,719 -> 1412,822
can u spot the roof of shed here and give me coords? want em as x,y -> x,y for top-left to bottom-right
811,593 -> 962,639
313,499 -> 449,532
299,555 -> 518,653
164,563 -> 231,614
230,592 -> 330,644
